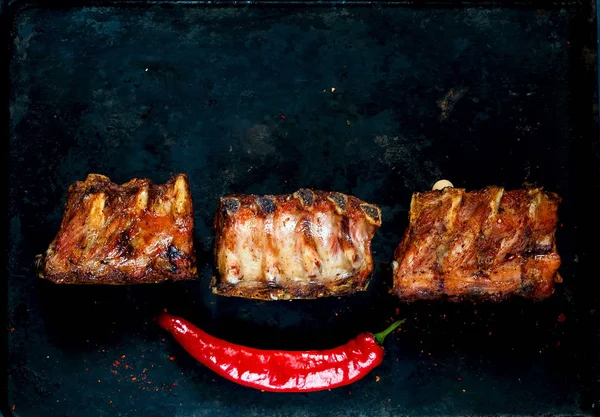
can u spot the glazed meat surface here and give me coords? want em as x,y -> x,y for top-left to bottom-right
38,173 -> 197,284
393,186 -> 562,301
212,189 -> 382,300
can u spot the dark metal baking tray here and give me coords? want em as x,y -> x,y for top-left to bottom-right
4,0 -> 599,415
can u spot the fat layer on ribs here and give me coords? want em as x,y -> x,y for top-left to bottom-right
212,189 -> 382,300
392,186 -> 562,301
37,173 -> 197,284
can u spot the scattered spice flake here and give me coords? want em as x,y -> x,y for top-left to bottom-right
121,355 -> 126,359
462,389 -> 466,393
132,377 -> 137,381
163,308 -> 168,313
113,360 -> 121,367
375,376 -> 380,382
10,327 -> 15,332
346,120 -> 350,126
457,377 -> 462,382
109,400 -> 113,404
331,87 -> 336,92
98,380 -> 101,383
12,405 -> 15,410
280,114 -> 286,119
172,383 -> 177,387
142,375 -> 147,381
86,368 -> 89,371
111,370 -> 118,375
557,313 -> 566,323
169,356 -> 176,361
161,338 -> 166,342
125,365 -> 130,370
395,308 -> 400,315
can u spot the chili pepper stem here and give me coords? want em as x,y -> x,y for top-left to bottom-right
373,319 -> 406,345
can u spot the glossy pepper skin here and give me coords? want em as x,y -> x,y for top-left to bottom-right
157,312 -> 404,393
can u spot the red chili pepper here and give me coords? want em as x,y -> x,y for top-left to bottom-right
157,312 -> 404,393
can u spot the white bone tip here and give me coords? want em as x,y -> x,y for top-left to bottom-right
432,179 -> 454,191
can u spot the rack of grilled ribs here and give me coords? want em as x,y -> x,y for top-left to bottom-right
212,189 -> 382,300
392,186 -> 561,301
37,173 -> 197,284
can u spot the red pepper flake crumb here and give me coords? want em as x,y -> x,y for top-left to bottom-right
111,370 -> 118,375
172,383 -> 177,387
169,356 -> 176,361
109,400 -> 112,404
86,368 -> 89,371
462,389 -> 466,393
121,355 -> 126,359
132,377 -> 137,381
10,327 -> 15,332
12,405 -> 15,410
142,375 -> 147,381
113,360 -> 121,367
557,313 -> 566,323
155,387 -> 159,392
163,308 -> 168,312
161,338 -> 166,342
457,377 -> 462,382
346,120 -> 350,126
388,398 -> 391,402
375,376 -> 380,382
125,365 -> 130,370
395,308 -> 400,315
98,380 -> 101,383
488,332 -> 492,336
280,115 -> 286,119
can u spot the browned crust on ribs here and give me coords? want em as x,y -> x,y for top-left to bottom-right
392,186 -> 562,301
38,173 -> 197,284
212,190 -> 382,300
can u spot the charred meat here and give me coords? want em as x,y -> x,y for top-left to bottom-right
38,173 -> 197,284
392,186 -> 561,301
212,190 -> 382,300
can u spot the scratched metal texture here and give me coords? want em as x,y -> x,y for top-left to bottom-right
4,1 -> 599,416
